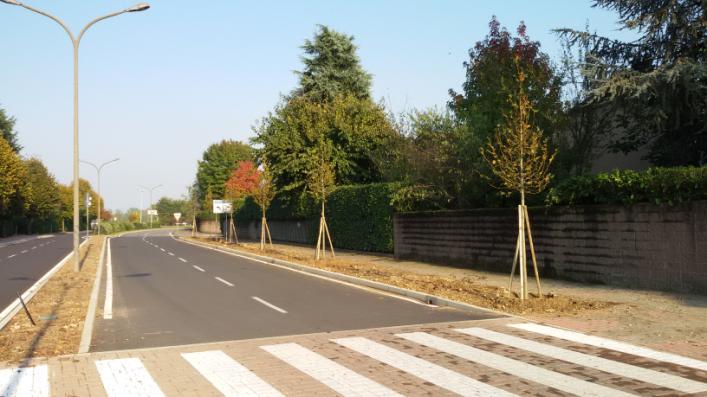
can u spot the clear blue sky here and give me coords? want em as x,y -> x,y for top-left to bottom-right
0,0 -> 634,211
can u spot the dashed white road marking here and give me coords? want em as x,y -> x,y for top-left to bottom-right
182,350 -> 284,397
398,332 -> 634,397
103,238 -> 114,320
178,257 -> 187,263
458,327 -> 707,394
160,248 -> 165,252
193,265 -> 205,272
333,337 -> 517,396
262,343 -> 402,397
7,254 -> 16,259
508,323 -> 707,372
252,296 -> 288,314
95,358 -> 165,397
20,250 -> 27,254
168,252 -> 175,256
215,277 -> 234,287
31,246 -> 37,250
0,365 -> 49,397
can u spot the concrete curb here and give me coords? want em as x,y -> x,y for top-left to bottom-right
0,238 -> 89,331
174,236 -> 508,318
78,236 -> 107,354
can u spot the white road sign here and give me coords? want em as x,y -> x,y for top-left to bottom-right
147,209 -> 158,216
174,212 -> 182,221
212,200 -> 232,214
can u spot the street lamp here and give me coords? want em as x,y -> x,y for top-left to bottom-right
80,158 -> 119,235
1,1 -> 149,271
139,184 -> 162,228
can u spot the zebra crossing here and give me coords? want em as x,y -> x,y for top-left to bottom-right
1,320 -> 705,396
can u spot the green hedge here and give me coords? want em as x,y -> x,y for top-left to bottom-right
236,183 -> 398,252
98,221 -> 151,235
546,166 -> 707,206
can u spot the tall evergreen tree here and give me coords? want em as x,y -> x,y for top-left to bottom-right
294,25 -> 372,102
556,0 -> 706,166
0,106 -> 21,153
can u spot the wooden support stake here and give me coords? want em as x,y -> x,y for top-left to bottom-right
523,205 -> 542,297
518,205 -> 527,300
509,233 -> 520,292
315,216 -> 323,260
265,219 -> 273,246
323,216 -> 335,258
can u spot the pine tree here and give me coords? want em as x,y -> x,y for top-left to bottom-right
556,0 -> 706,166
294,25 -> 372,102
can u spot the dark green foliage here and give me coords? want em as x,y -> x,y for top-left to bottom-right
294,25 -> 372,102
0,106 -> 21,153
196,140 -> 253,204
546,166 -> 707,206
237,183 -> 398,252
99,221 -> 152,235
555,0 -> 706,166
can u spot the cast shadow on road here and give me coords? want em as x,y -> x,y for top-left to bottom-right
121,273 -> 151,278
1,242 -> 94,396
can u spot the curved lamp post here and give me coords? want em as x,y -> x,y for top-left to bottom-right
139,184 -> 162,227
1,1 -> 149,271
81,158 -> 119,235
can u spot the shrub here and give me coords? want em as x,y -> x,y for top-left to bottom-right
236,183 -> 399,252
546,166 -> 707,206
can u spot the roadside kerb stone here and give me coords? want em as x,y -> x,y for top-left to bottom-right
175,236 -> 508,318
78,236 -> 107,353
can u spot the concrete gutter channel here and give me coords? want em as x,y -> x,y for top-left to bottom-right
174,235 -> 510,319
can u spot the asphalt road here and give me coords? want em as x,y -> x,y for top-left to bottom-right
91,230 -> 500,351
0,233 -> 74,311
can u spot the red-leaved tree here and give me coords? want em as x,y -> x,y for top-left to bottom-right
223,160 -> 259,242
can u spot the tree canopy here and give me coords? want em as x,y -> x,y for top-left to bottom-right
195,140 -> 253,204
449,17 -> 563,145
0,136 -> 28,217
556,0 -> 706,166
24,158 -> 61,221
254,95 -> 395,198
294,25 -> 372,102
0,106 -> 21,153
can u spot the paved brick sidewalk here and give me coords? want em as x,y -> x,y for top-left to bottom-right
2,317 -> 706,396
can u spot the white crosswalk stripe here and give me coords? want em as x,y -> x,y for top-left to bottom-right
333,336 -> 518,396
262,342 -> 402,397
398,331 -> 636,397
508,322 -> 707,371
95,358 -> 165,397
4,322 -> 707,396
182,350 -> 284,397
458,327 -> 707,394
0,365 -> 48,397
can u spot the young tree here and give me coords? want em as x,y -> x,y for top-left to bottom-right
196,140 -> 253,202
295,25 -> 372,102
481,60 -> 555,300
307,140 -> 336,260
223,161 -> 259,243
251,163 -> 277,250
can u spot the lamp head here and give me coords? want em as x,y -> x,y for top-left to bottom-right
127,2 -> 150,12
0,0 -> 21,5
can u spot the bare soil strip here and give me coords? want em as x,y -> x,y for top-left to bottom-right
0,236 -> 103,364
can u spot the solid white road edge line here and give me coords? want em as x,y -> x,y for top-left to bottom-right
103,238 -> 114,320
252,296 -> 288,314
171,235 -> 437,308
0,239 -> 89,331
215,276 -> 234,287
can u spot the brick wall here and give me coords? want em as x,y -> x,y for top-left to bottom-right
394,201 -> 707,293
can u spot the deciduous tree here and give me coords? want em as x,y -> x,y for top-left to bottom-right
306,140 -> 336,260
0,106 -> 21,153
0,136 -> 29,218
196,140 -> 253,204
481,61 -> 555,300
251,162 -> 277,250
24,158 -> 61,232
223,161 -> 259,242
